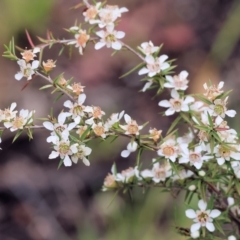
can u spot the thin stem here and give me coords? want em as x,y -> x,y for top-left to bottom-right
35,71 -> 74,101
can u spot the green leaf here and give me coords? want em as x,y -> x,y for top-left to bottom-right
119,62 -> 145,79
136,147 -> 143,166
180,112 -> 192,125
166,115 -> 181,135
195,94 -> 212,105
214,220 -> 225,236
39,84 -> 53,90
12,129 -> 23,143
80,125 -> 92,141
58,46 -> 65,56
58,158 -> 64,169
54,93 -> 64,102
215,89 -> 232,100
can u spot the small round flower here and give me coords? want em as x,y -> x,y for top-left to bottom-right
83,2 -> 102,22
149,128 -> 162,142
138,41 -> 159,56
185,199 -> 221,233
158,89 -> 194,116
15,59 -> 39,81
21,47 -> 40,62
95,25 -> 125,50
164,71 -> 189,91
70,82 -> 85,95
67,29 -> 90,55
116,167 -> 135,183
138,55 -> 170,77
43,59 -> 56,72
71,144 -> 92,166
92,122 -> 108,138
120,114 -> 143,135
157,138 -> 180,162
152,160 -> 171,183
102,173 -> 117,191
203,81 -> 224,101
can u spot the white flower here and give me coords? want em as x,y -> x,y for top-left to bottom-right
105,110 -> 124,129
157,138 -> 180,162
15,59 -> 39,81
85,106 -> 105,125
179,145 -> 212,169
43,112 -> 76,143
209,97 -> 236,118
67,30 -> 90,55
152,160 -> 172,183
138,41 -> 159,56
64,94 -> 86,124
158,89 -> 194,116
48,134 -> 78,167
91,5 -> 128,28
116,167 -> 136,183
83,2 -> 102,22
203,81 -> 224,101
95,25 -> 125,50
71,144 -> 92,166
4,109 -> 34,132
138,55 -> 169,77
186,199 -> 221,233
0,102 -> 17,121
214,144 -> 240,165
121,141 -> 138,158
92,122 -> 108,138
164,71 -> 189,91
120,114 -> 143,135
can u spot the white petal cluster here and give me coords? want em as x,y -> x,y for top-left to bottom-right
15,48 -> 40,81
159,89 -> 194,116
186,199 -> 221,233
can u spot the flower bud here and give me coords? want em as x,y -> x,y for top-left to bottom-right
198,170 -> 205,176
188,185 -> 196,191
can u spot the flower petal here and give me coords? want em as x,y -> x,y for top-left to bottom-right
190,223 -> 201,233
121,150 -> 131,158
209,209 -> 221,218
198,199 -> 207,210
206,222 -> 215,232
186,209 -> 197,219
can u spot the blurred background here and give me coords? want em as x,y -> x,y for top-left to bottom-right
0,0 -> 240,239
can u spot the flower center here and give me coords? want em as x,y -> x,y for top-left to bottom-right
86,7 -> 98,20
147,62 -> 160,73
170,99 -> 182,110
12,116 -> 24,129
127,121 -> 139,134
214,104 -> 224,115
59,142 -> 70,155
106,33 -> 116,43
219,146 -> 230,158
189,153 -> 201,163
197,211 -> 209,224
162,146 -> 175,157
73,105 -> 84,116
77,33 -> 89,46
154,168 -> 166,179
23,67 -> 32,77
93,125 -> 105,136
55,125 -> 66,134
93,107 -> 103,119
